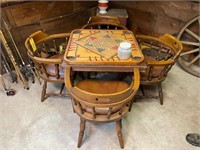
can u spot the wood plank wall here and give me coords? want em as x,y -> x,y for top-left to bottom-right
110,1 -> 199,36
1,1 -> 97,66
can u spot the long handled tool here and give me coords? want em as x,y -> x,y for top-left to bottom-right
1,47 -> 17,83
0,74 -> 16,96
0,30 -> 29,90
29,60 -> 42,85
2,18 -> 35,84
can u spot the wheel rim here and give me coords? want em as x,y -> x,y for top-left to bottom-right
177,16 -> 200,77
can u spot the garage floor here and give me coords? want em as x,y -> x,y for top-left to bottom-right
0,64 -> 200,150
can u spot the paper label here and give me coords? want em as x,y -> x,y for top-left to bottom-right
29,38 -> 37,52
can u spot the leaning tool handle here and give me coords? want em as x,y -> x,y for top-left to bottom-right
0,74 -> 16,96
1,48 -> 17,83
2,18 -> 25,65
0,74 -> 7,90
3,19 -> 35,84
2,60 -> 17,83
0,30 -> 29,90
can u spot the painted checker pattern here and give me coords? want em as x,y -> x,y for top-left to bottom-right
65,29 -> 143,66
74,31 -> 124,59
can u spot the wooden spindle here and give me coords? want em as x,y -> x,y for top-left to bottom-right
55,64 -> 60,79
92,107 -> 96,119
107,107 -> 113,119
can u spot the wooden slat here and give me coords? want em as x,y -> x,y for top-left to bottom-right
3,1 -> 96,27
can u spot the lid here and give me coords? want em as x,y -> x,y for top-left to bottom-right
119,42 -> 131,49
98,0 -> 108,3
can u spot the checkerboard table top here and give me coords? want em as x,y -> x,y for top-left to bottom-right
64,29 -> 144,67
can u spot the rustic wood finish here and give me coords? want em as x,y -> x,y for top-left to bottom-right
25,30 -> 70,102
65,66 -> 140,148
82,16 -> 127,30
1,1 -> 198,75
64,29 -> 144,72
136,34 -> 183,105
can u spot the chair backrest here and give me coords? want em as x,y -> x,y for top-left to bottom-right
65,66 -> 140,122
136,34 -> 183,83
25,30 -> 70,82
88,16 -> 121,24
82,16 -> 127,30
159,34 -> 183,60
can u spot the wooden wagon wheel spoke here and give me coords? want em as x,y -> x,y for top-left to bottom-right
187,54 -> 200,67
180,48 -> 199,56
177,15 -> 200,77
185,28 -> 200,41
180,41 -> 199,46
198,18 -> 200,25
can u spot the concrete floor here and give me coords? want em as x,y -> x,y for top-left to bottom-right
0,64 -> 200,150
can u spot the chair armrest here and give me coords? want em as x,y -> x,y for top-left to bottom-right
48,33 -> 70,39
27,52 -> 63,64
65,66 -> 72,90
32,57 -> 63,64
146,59 -> 174,66
65,66 -> 141,93
132,68 -> 140,92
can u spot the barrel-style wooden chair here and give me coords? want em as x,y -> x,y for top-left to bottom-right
25,30 -> 70,102
65,66 -> 140,148
136,34 -> 183,105
82,16 -> 127,30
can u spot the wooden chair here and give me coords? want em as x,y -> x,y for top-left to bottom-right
82,16 -> 127,30
65,66 -> 140,148
25,30 -> 70,102
136,34 -> 183,105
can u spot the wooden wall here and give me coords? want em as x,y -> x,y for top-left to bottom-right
1,1 -> 97,65
110,1 -> 199,36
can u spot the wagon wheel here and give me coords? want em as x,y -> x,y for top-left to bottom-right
177,15 -> 200,77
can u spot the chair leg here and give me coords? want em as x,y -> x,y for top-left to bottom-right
41,81 -> 47,102
78,72 -> 85,80
60,83 -> 65,94
140,85 -> 145,96
158,83 -> 163,105
72,71 -> 77,81
129,97 -> 135,112
116,119 -> 124,149
77,118 -> 86,148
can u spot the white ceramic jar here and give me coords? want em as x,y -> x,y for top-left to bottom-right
117,42 -> 132,59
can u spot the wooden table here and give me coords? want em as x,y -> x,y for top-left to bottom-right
64,29 -> 144,72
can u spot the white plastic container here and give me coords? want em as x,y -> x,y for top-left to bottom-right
117,42 -> 132,59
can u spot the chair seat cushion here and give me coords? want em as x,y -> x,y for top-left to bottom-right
45,54 -> 64,79
75,80 -> 129,94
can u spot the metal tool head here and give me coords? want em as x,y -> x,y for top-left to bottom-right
6,89 -> 16,96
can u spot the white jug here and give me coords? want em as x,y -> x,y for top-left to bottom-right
117,42 -> 132,59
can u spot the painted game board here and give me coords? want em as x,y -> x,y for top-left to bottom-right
73,31 -> 126,59
64,29 -> 144,67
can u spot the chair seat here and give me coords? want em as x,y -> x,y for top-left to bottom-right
75,80 -> 129,94
45,54 -> 64,79
75,80 -> 130,115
